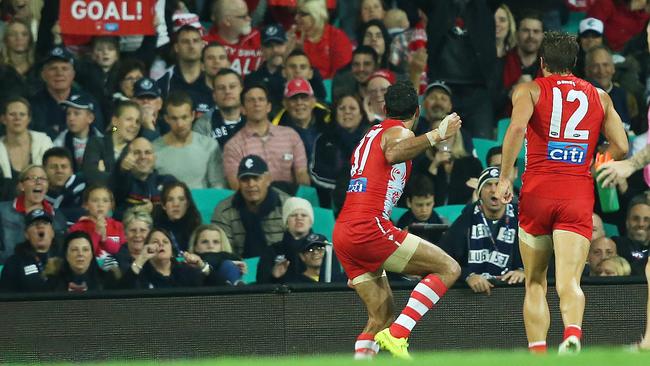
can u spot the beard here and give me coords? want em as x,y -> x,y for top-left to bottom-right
427,108 -> 447,121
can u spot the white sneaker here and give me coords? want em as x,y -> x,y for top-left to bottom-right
558,335 -> 581,355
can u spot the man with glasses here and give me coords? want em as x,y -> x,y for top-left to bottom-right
205,0 -> 262,75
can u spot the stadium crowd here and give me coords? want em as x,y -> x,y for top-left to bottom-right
0,0 -> 649,294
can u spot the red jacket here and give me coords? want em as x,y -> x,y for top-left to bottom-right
588,0 -> 650,51
69,217 -> 126,256
300,24 -> 352,79
204,27 -> 263,76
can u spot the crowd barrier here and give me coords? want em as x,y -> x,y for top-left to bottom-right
0,277 -> 646,363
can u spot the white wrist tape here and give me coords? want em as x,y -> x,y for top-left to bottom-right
425,131 -> 436,146
438,114 -> 450,140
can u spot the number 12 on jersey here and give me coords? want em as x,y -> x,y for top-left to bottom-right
549,87 -> 589,140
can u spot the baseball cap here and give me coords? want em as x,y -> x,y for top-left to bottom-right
24,209 -> 53,227
44,46 -> 74,65
477,167 -> 500,196
133,77 -> 162,98
172,12 -> 205,35
579,18 -> 604,37
424,80 -> 452,97
262,24 -> 287,46
284,78 -> 314,98
299,233 -> 329,252
60,93 -> 95,113
368,69 -> 396,85
237,155 -> 269,179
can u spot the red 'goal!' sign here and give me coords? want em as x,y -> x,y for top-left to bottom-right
59,0 -> 155,36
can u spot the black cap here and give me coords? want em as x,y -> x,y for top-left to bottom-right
300,233 -> 328,252
261,24 -> 287,46
24,209 -> 53,227
44,46 -> 74,65
477,167 -> 500,195
424,80 -> 452,97
133,77 -> 162,98
237,155 -> 269,179
60,93 -> 95,113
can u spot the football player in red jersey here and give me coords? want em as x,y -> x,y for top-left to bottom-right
333,81 -> 462,359
496,32 -> 628,354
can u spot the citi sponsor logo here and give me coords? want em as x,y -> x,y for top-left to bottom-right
547,141 -> 588,165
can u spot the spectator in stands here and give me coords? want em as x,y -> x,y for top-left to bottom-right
112,137 -> 176,218
396,174 -> 444,242
193,69 -> 245,147
364,69 -> 395,124
212,155 -> 289,258
0,209 -> 60,292
360,0 -> 386,24
592,212 -> 607,242
587,0 -> 650,52
53,93 -> 103,172
291,0 -> 353,79
115,209 -> 152,273
613,195 -> 650,275
121,228 -> 209,289
415,82 -> 455,136
575,17 -> 605,78
311,93 -> 370,207
82,100 -> 143,186
153,91 -> 225,189
30,46 -> 104,138
440,167 -> 523,294
223,85 -> 310,190
331,46 -> 378,101
111,59 -> 146,102
75,37 -> 121,111
0,96 -> 53,200
484,146 -> 518,197
587,236 -> 618,276
389,7 -> 427,75
425,0 -> 497,138
43,147 -> 86,225
157,25 -> 213,116
188,224 -> 246,285
595,255 -> 632,276
358,20 -> 391,70
205,0 -> 262,75
585,46 -> 632,130
202,43 -> 231,90
281,49 -> 327,103
153,181 -> 202,252
2,18 -> 34,78
273,77 -> 331,161
495,4 -> 517,59
0,165 -> 67,264
132,78 -> 165,136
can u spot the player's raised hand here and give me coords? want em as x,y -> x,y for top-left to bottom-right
437,112 -> 462,141
596,160 -> 635,188
495,177 -> 512,204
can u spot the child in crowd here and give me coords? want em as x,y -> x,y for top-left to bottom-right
69,185 -> 126,257
396,174 -> 444,242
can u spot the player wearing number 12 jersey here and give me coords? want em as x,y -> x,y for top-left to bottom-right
333,81 -> 462,360
496,32 -> 628,354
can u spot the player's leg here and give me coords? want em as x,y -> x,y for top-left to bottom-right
374,233 -> 460,358
640,260 -> 650,349
519,229 -> 553,353
553,229 -> 590,354
351,270 -> 395,359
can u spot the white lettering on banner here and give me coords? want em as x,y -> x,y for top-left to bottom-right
496,227 -> 516,244
468,249 -> 510,268
470,224 -> 490,240
71,1 -> 143,21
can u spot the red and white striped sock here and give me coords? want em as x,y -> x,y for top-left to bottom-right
563,325 -> 582,340
528,341 -> 547,353
354,333 -> 379,359
389,274 -> 448,339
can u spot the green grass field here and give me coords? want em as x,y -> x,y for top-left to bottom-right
40,348 -> 648,366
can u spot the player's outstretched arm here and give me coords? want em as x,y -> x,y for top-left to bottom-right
497,82 -> 535,203
382,113 -> 462,165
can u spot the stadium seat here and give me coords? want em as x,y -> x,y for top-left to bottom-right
191,188 -> 235,224
472,137 -> 500,168
313,207 -> 335,241
496,118 -> 510,143
242,257 -> 260,284
434,204 -> 466,224
603,223 -> 620,237
296,185 -> 320,208
323,78 -> 333,104
391,207 -> 409,224
563,12 -> 586,35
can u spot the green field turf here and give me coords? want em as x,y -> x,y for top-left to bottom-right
40,347 -> 649,366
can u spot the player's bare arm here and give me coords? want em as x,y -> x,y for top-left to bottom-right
497,81 -> 537,203
381,113 -> 462,165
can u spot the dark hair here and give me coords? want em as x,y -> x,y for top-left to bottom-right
626,194 -> 650,219
113,99 -> 141,118
201,42 -> 226,62
113,58 -> 147,93
214,68 -> 243,85
358,20 -> 391,68
2,95 -> 31,115
540,31 -> 579,73
82,184 -> 114,204
286,49 -> 311,64
332,93 -> 369,129
152,181 -> 202,251
60,231 -> 103,287
144,227 -> 180,257
486,146 -> 503,167
352,45 -> 379,65
384,80 -> 419,120
91,36 -> 119,50
517,10 -> 544,30
164,90 -> 194,112
174,24 -> 202,43
405,174 -> 434,198
240,83 -> 269,104
43,147 -> 73,167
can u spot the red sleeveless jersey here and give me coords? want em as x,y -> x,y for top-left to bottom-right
522,74 -> 604,197
337,119 -> 412,222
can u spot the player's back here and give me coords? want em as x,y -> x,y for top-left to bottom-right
523,74 -> 603,196
337,119 -> 412,222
